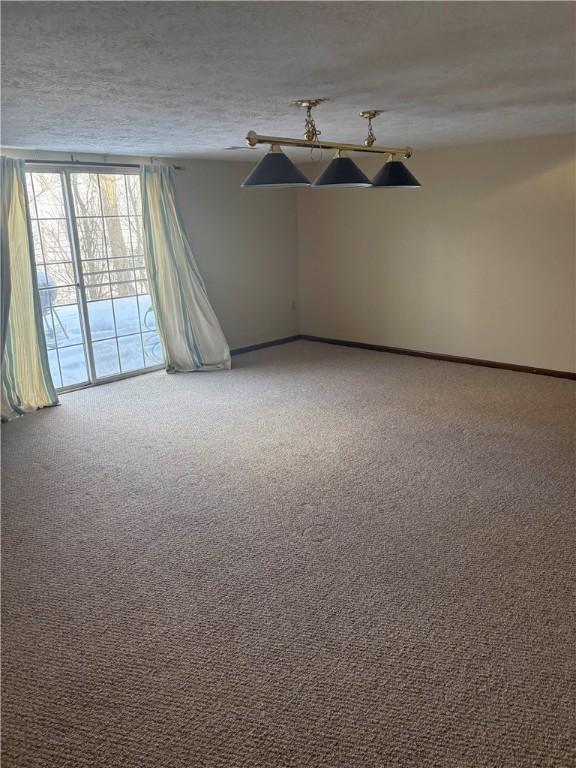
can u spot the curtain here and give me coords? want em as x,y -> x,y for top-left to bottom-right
1,161 -> 12,361
1,157 -> 59,421
140,165 -> 231,372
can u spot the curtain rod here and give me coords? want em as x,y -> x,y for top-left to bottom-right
23,159 -> 185,170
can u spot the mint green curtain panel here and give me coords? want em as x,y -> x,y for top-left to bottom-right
140,165 -> 231,372
1,157 -> 59,420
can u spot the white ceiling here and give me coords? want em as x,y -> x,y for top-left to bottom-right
2,1 -> 575,160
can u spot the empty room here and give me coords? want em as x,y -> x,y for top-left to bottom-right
1,1 -> 575,766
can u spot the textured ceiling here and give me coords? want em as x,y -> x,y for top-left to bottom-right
2,1 -> 575,159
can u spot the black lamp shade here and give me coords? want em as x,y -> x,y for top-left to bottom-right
241,150 -> 310,188
371,160 -> 421,188
312,156 -> 371,187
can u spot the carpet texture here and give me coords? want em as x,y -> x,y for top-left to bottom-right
2,341 -> 575,767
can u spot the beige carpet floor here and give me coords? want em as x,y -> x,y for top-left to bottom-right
2,340 -> 575,767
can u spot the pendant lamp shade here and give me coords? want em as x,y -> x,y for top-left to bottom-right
371,160 -> 421,188
241,146 -> 310,188
312,153 -> 371,188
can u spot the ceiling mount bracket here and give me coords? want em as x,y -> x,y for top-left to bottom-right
292,98 -> 327,109
292,98 -> 327,143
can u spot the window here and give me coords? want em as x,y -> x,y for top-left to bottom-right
26,168 -> 163,390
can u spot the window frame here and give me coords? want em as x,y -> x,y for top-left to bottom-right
26,163 -> 164,392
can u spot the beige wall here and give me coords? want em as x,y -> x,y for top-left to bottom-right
297,135 -> 576,372
173,160 -> 298,349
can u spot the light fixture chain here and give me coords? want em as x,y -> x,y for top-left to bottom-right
304,105 -> 322,145
365,117 -> 376,147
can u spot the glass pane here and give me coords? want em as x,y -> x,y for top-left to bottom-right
113,296 -> 140,336
77,218 -> 106,259
125,176 -> 142,217
110,269 -> 136,285
129,216 -> 144,255
105,217 -> 132,258
87,300 -> 116,341
111,280 -> 136,299
36,269 -> 55,293
38,284 -> 78,308
84,271 -> 110,288
118,334 -> 144,372
38,220 -> 72,262
29,173 -> 65,218
142,332 -> 163,366
110,269 -> 136,293
47,304 -> 84,347
109,253 -> 134,266
41,307 -> 57,349
47,349 -> 62,389
59,344 -> 88,387
110,259 -> 136,288
84,266 -> 109,283
100,175 -> 129,216
30,221 -> 44,265
82,259 -> 108,276
37,262 -> 75,288
93,338 -> 120,378
26,175 -> 38,219
138,294 -> 156,331
137,279 -> 149,295
71,173 -> 101,216
86,284 -> 111,301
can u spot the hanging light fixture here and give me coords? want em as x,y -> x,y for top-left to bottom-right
241,145 -> 310,188
359,111 -> 421,188
371,155 -> 421,188
242,100 -> 420,190
312,150 -> 371,188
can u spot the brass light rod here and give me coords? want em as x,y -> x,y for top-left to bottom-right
245,130 -> 413,159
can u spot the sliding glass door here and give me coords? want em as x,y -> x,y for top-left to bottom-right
25,167 -> 163,390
